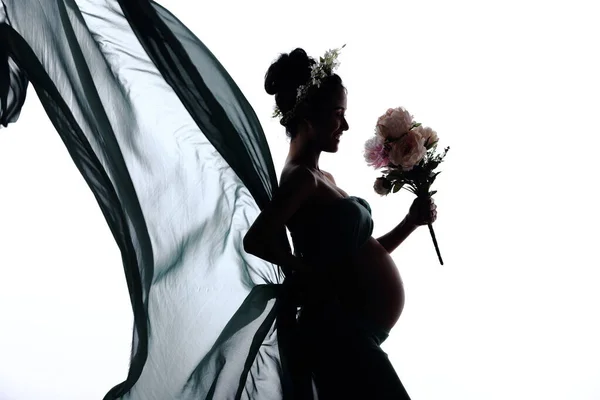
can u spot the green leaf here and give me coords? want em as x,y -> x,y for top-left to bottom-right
392,182 -> 403,193
382,177 -> 393,190
387,169 -> 405,179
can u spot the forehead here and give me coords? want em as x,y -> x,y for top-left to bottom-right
330,87 -> 347,108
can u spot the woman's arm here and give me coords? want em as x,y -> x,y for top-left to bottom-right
248,236 -> 312,274
376,216 -> 418,254
243,166 -> 318,274
376,196 -> 437,254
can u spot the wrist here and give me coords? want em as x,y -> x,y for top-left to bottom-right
403,213 -> 419,228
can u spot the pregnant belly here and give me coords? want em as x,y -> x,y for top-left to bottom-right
336,237 -> 405,330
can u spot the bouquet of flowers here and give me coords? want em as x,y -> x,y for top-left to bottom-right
364,107 -> 449,265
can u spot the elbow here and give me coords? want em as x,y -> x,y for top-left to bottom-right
243,233 -> 255,255
244,223 -> 282,257
243,232 -> 262,256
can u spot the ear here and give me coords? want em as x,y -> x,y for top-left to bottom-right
298,118 -> 315,135
304,119 -> 314,132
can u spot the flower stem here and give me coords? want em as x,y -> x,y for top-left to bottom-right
427,222 -> 444,265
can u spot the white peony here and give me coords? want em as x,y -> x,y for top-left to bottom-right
389,129 -> 427,171
415,125 -> 439,149
376,107 -> 414,140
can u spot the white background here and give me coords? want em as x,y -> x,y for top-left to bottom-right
1,0 -> 599,399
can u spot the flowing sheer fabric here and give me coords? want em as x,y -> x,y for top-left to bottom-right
0,1 -> 310,398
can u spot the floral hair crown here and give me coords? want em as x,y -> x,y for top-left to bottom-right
272,44 -> 346,125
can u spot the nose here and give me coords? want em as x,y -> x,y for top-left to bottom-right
342,116 -> 349,131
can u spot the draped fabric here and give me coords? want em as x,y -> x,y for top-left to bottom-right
0,1 -> 309,398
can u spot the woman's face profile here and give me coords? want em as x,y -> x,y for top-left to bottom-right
310,88 -> 349,153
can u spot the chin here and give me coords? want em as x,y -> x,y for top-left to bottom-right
321,138 -> 341,153
324,145 -> 339,153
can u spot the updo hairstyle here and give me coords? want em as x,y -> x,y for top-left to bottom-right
264,48 -> 345,138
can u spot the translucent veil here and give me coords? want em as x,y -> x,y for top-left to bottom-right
0,1 -> 309,398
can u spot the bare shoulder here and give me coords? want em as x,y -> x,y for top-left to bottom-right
243,165 -> 317,252
321,170 -> 336,184
280,164 -> 319,193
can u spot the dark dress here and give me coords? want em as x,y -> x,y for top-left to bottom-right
289,196 -> 412,399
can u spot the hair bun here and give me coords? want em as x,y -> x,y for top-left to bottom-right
264,48 -> 314,96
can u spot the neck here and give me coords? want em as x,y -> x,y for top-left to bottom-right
286,134 -> 322,170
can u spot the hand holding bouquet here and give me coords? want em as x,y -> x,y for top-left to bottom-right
364,107 -> 449,265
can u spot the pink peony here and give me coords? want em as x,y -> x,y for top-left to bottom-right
364,135 -> 390,169
389,129 -> 427,171
376,107 -> 414,139
415,125 -> 439,149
